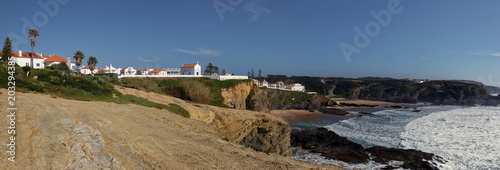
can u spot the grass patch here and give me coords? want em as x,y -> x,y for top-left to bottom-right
108,95 -> 190,118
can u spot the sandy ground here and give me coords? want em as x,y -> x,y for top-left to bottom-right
333,99 -> 395,105
0,88 -> 343,170
331,99 -> 396,109
271,99 -> 395,119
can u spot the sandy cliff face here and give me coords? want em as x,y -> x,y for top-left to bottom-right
116,86 -> 292,156
0,88 -> 340,169
221,81 -> 258,110
221,82 -> 329,113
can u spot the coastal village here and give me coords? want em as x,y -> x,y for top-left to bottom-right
1,50 -> 307,92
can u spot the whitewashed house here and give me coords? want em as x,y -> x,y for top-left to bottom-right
121,67 -> 137,75
135,69 -> 150,75
148,68 -> 167,75
165,68 -> 181,75
252,79 -> 260,86
285,83 -> 306,92
180,62 -> 201,75
260,80 -> 269,87
79,66 -> 99,75
1,50 -> 45,69
44,55 -> 75,71
276,81 -> 285,89
100,64 -> 121,74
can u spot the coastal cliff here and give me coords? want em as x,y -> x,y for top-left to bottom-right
0,88 -> 340,169
116,87 -> 292,156
333,80 -> 500,105
220,81 -> 329,112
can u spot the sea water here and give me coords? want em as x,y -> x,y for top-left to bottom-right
292,106 -> 500,169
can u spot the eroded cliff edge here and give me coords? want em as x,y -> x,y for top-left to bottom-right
0,88 -> 340,169
221,81 -> 329,112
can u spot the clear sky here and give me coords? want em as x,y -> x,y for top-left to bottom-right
1,0 -> 499,86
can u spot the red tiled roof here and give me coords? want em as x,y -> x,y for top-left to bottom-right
181,64 -> 197,68
80,66 -> 90,69
122,67 -> 131,70
149,68 -> 165,73
40,54 -> 51,59
44,55 -> 67,62
0,51 -> 44,59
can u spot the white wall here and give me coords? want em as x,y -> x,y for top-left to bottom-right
12,57 -> 44,69
118,74 -> 249,81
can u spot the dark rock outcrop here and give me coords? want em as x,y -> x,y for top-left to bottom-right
292,128 -> 442,169
291,128 -> 369,163
317,107 -> 350,116
366,146 -> 443,170
358,112 -> 373,117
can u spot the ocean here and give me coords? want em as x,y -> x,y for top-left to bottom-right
291,106 -> 500,169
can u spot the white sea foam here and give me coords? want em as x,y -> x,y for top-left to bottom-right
291,148 -> 405,170
293,106 -> 500,169
324,106 -> 461,148
401,106 -> 500,169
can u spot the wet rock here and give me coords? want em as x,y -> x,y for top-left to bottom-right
365,146 -> 442,170
357,112 -> 373,117
290,128 -> 369,163
317,108 -> 350,116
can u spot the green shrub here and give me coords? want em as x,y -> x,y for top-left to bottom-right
108,95 -> 189,118
167,103 -> 190,118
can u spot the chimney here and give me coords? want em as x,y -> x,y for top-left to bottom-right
19,50 -> 22,57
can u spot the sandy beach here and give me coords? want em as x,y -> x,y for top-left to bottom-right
270,99 -> 399,128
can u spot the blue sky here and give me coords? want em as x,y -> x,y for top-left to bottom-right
1,0 -> 499,86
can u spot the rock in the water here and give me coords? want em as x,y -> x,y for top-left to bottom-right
290,128 -> 369,163
358,112 -> 373,117
317,108 -> 350,116
365,146 -> 442,170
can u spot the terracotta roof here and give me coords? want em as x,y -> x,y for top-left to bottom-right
149,68 -> 165,73
44,55 -> 67,62
80,66 -> 98,69
40,54 -> 51,59
122,67 -> 131,70
181,64 -> 197,68
0,51 -> 44,59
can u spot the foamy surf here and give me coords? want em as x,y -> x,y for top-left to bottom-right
401,106 -> 500,169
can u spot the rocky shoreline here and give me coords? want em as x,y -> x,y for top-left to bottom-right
291,128 -> 444,170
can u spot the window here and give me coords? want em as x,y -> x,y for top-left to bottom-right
25,63 -> 29,66
36,63 -> 40,67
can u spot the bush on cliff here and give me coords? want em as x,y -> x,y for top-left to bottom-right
120,77 -> 249,107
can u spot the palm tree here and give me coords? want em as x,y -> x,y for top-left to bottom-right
87,56 -> 98,76
73,51 -> 85,67
28,29 -> 39,68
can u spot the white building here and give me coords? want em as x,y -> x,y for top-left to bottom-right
275,81 -> 285,89
79,66 -> 99,75
180,63 -> 201,75
165,68 -> 181,75
148,68 -> 167,75
100,64 -> 121,74
135,69 -> 150,75
285,83 -> 306,92
260,80 -> 269,87
44,55 -> 75,71
121,67 -> 137,75
1,50 -> 45,69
